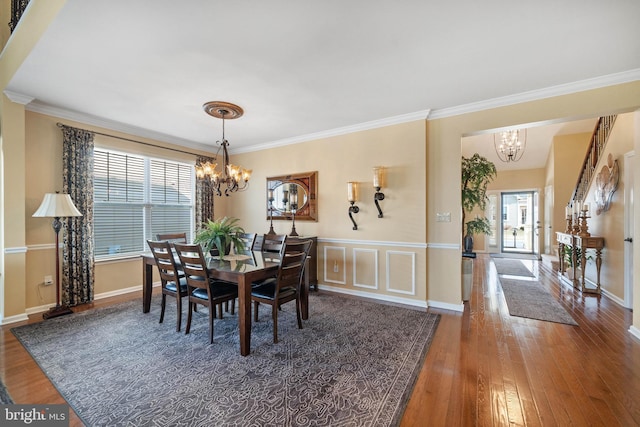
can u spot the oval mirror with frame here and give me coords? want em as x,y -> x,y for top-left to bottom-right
266,171 -> 318,221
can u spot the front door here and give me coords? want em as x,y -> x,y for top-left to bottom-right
501,191 -> 536,255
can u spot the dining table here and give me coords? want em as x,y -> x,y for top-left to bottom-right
141,250 -> 311,356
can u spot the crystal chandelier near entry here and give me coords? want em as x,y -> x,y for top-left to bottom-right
195,101 -> 252,196
494,129 -> 526,163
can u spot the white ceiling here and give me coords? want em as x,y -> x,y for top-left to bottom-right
6,0 -> 640,161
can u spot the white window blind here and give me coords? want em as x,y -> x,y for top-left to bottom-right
94,149 -> 194,258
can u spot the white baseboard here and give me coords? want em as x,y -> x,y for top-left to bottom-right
629,325 -> 640,342
317,283 -> 464,313
427,300 -> 465,313
317,284 -> 427,309
1,283 -> 159,326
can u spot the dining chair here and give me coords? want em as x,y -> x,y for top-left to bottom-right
252,234 -> 264,251
237,232 -> 257,254
173,243 -> 239,344
251,239 -> 313,343
155,232 -> 188,244
147,240 -> 188,332
261,233 -> 287,254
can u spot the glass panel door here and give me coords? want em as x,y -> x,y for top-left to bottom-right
501,191 -> 535,254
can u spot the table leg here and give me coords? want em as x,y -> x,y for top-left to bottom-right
143,261 -> 153,313
299,259 -> 310,320
237,275 -> 251,356
558,242 -> 564,273
595,248 -> 603,293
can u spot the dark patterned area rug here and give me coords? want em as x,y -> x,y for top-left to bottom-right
492,258 -> 535,277
499,278 -> 578,326
12,292 -> 439,426
0,378 -> 13,404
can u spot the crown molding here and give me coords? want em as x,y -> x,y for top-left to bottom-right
10,68 -> 639,156
25,100 -> 213,153
234,109 -> 431,154
428,68 -> 640,120
3,90 -> 35,105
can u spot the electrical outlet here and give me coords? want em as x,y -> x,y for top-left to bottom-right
44,275 -> 53,286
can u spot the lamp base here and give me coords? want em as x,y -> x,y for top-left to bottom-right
43,304 -> 73,319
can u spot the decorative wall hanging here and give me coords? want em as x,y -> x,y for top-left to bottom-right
594,153 -> 619,215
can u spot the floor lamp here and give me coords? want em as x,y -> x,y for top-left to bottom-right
33,192 -> 82,319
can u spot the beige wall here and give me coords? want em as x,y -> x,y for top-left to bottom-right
581,112 -> 635,300
552,133 -> 591,238
223,121 -> 428,305
425,81 -> 640,311
2,0 -> 640,330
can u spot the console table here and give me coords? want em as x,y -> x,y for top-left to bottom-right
556,232 -> 604,293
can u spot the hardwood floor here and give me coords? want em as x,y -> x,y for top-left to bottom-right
1,254 -> 639,426
401,254 -> 640,426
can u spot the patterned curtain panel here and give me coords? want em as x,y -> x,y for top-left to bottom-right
60,125 -> 95,306
195,155 -> 216,229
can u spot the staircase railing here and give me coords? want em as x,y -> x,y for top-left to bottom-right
9,0 -> 31,33
569,115 -> 617,208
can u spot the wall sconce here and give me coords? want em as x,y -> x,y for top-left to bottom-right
373,166 -> 385,218
347,181 -> 359,230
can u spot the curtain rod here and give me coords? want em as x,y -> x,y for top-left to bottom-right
56,122 -> 212,158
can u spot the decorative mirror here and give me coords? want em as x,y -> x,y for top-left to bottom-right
266,171 -> 318,221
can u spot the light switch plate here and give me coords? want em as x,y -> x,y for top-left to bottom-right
436,212 -> 451,222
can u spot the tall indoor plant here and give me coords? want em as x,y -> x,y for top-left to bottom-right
461,153 -> 497,254
194,216 -> 245,260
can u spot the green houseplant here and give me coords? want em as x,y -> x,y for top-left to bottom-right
194,216 -> 245,260
461,153 -> 497,253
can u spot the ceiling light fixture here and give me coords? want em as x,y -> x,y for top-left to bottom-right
195,101 -> 252,196
494,129 -> 526,163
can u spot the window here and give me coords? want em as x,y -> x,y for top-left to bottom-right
94,149 -> 194,258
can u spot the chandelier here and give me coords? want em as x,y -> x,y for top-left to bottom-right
494,129 -> 526,163
195,101 -> 252,196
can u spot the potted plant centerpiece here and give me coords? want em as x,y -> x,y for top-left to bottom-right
194,216 -> 245,260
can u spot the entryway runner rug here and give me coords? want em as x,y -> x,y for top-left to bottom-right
492,258 -> 535,277
499,278 -> 578,325
12,292 -> 440,426
490,253 -> 538,260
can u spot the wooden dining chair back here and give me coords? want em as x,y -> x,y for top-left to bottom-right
261,234 -> 287,254
251,239 -> 312,343
155,232 -> 188,244
237,232 -> 257,254
173,243 -> 239,344
252,234 -> 264,251
147,240 -> 188,331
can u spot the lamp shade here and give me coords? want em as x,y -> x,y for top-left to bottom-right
33,193 -> 82,218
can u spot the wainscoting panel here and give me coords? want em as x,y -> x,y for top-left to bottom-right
353,248 -> 378,289
386,251 -> 416,295
323,246 -> 346,285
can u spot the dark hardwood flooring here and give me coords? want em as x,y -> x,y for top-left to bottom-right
1,254 -> 638,426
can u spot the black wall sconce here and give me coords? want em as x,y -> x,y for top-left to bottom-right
347,181 -> 359,230
373,166 -> 385,218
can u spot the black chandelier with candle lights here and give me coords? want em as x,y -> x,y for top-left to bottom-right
195,101 -> 252,196
494,129 -> 526,163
